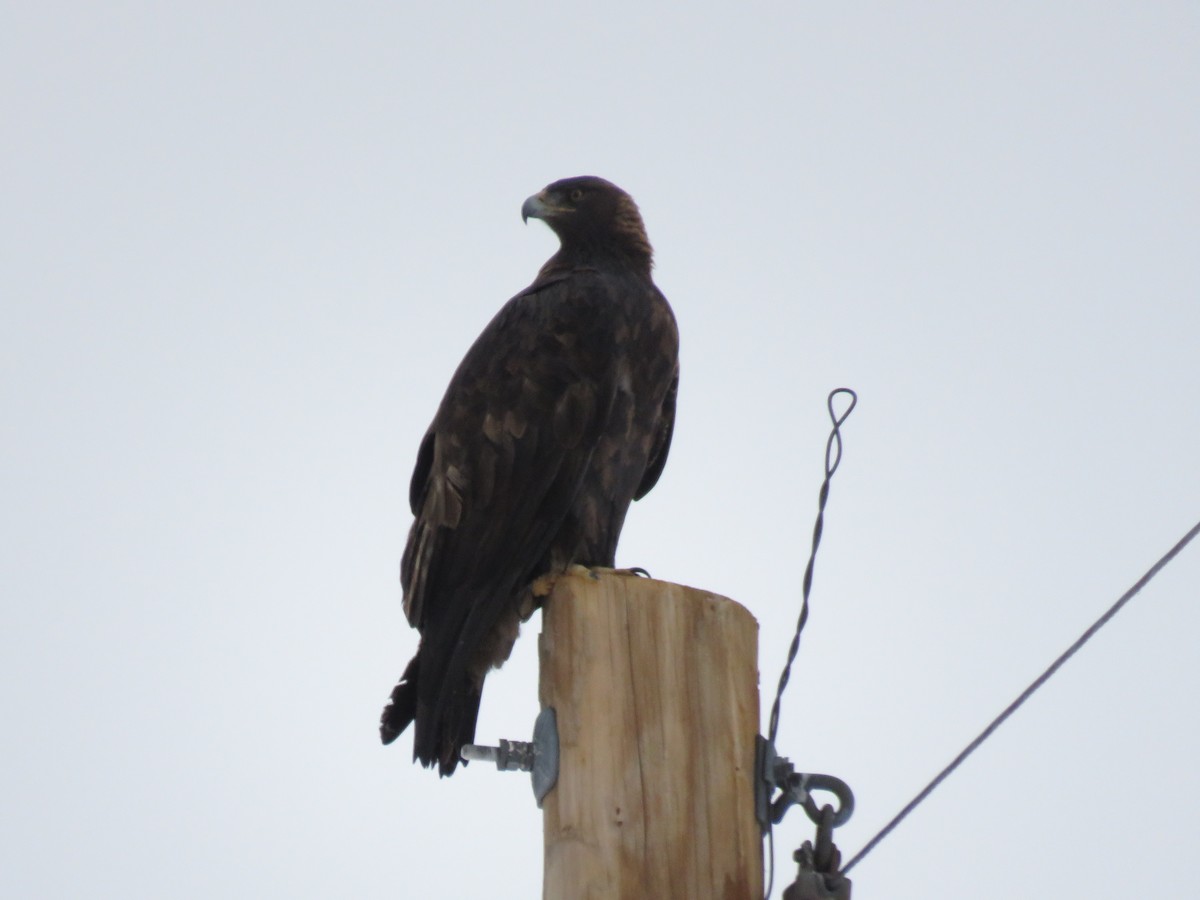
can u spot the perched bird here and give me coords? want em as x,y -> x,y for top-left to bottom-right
380,176 -> 680,775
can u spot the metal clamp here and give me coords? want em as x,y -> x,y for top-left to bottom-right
461,707 -> 559,806
755,736 -> 855,830
756,737 -> 854,899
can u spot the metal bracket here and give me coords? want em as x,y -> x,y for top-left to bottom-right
461,707 -> 559,806
755,735 -> 855,832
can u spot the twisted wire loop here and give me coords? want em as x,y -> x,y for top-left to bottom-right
767,388 -> 858,744
764,388 -> 858,900
841,516 -> 1200,874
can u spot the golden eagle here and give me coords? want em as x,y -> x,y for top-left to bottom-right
379,177 -> 679,774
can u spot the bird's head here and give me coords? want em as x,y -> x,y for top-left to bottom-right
522,176 -> 652,269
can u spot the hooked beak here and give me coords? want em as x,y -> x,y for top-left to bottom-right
521,190 -> 550,224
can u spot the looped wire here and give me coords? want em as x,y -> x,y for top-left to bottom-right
763,388 -> 858,900
824,388 -> 857,480
767,388 -> 857,744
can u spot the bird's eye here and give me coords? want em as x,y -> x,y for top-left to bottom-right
569,189 -> 584,202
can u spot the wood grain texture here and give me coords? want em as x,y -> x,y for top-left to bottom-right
539,572 -> 761,900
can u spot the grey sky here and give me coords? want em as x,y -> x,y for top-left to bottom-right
2,2 -> 1197,898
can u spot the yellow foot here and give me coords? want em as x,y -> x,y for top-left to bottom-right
531,572 -> 560,598
532,565 -> 651,598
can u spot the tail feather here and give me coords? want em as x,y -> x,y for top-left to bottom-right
441,686 -> 483,775
380,656 -> 419,745
379,653 -> 484,777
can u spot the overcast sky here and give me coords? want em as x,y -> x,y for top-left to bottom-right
3,2 -> 1198,898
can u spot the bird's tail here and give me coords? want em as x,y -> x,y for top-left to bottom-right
379,654 -> 484,777
379,656 -> 419,745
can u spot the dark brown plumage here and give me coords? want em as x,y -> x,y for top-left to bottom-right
379,176 -> 679,775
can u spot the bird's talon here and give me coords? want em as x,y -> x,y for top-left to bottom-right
531,573 -> 559,598
570,565 -> 652,579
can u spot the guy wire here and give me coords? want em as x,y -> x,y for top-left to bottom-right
842,517 -> 1200,874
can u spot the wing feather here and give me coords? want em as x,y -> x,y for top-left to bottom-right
635,365 -> 678,500
387,262 -> 679,773
400,275 -> 620,756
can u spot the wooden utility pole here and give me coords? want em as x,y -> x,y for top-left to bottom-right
539,571 -> 762,900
